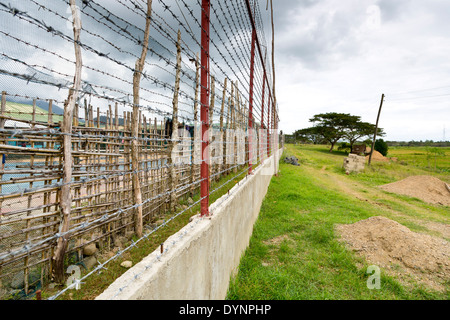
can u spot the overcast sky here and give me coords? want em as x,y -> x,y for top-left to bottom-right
1,0 -> 449,141
271,0 -> 450,141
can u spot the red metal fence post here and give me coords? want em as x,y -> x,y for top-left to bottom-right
267,92 -> 271,156
248,28 -> 256,174
244,0 -> 275,159
200,0 -> 210,217
261,73 -> 265,158
270,99 -> 277,154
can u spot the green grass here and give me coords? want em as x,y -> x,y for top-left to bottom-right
226,144 -> 449,300
5,101 -> 64,123
388,146 -> 450,174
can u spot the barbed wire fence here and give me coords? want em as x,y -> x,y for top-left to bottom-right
0,0 -> 282,300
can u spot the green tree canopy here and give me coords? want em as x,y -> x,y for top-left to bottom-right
345,121 -> 385,149
293,112 -> 386,153
294,127 -> 326,144
309,113 -> 359,152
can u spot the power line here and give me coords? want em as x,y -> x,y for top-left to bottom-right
386,93 -> 450,101
388,85 -> 450,96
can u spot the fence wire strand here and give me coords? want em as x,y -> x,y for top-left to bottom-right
0,0 -> 281,300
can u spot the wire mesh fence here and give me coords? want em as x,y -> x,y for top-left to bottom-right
0,0 -> 282,300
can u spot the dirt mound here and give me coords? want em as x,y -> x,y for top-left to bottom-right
379,175 -> 450,206
365,150 -> 389,162
336,216 -> 450,292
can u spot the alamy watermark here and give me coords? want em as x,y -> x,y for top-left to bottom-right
170,122 -> 279,176
367,265 -> 381,290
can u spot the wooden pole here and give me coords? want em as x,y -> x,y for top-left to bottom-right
190,53 -> 200,198
169,30 -> 182,213
52,0 -> 83,284
131,0 -> 153,237
0,92 -> 6,228
226,81 -> 234,174
218,78 -> 227,180
369,94 -> 385,166
209,75 -> 215,181
0,91 -> 6,130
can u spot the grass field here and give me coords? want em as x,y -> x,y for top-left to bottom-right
388,146 -> 450,174
226,144 -> 449,300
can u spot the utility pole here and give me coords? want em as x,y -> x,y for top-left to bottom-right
369,93 -> 385,166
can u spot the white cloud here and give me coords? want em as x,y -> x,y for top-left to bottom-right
273,0 -> 450,141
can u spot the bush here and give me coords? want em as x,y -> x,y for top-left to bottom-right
338,142 -> 351,153
375,139 -> 388,156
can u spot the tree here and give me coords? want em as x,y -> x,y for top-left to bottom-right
345,121 -> 385,150
292,113 -> 387,153
310,113 -> 359,152
374,139 -> 388,156
294,127 -> 325,144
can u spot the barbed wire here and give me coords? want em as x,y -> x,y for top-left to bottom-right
0,172 -> 207,263
0,0 -> 279,300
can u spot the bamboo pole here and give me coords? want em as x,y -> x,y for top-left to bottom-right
131,0 -> 153,238
226,82 -> 234,173
0,92 -> 6,217
218,78 -> 227,180
168,30 -> 182,212
23,98 -> 38,294
209,75 -> 215,182
190,53 -> 200,198
52,0 -> 83,284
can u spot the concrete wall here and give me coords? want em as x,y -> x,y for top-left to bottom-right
96,148 -> 283,300
343,153 -> 366,174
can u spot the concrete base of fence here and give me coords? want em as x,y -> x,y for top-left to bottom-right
96,148 -> 283,300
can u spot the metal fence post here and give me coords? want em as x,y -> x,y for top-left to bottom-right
267,92 -> 271,156
200,0 -> 210,217
248,28 -> 256,174
261,72 -> 266,137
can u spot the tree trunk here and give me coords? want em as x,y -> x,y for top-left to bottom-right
168,30 -> 182,212
52,0 -> 82,284
131,0 -> 153,238
190,53 -> 200,197
329,141 -> 337,153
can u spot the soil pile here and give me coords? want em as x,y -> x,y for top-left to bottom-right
336,216 -> 450,292
379,175 -> 450,206
365,150 -> 389,162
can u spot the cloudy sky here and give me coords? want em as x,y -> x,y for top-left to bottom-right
270,0 -> 450,141
1,0 -> 448,142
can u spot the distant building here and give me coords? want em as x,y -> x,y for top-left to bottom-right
351,144 -> 367,155
2,101 -> 63,148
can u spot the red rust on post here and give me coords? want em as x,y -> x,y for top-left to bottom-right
248,27 -> 256,174
244,0 -> 275,110
200,0 -> 210,217
267,91 -> 272,156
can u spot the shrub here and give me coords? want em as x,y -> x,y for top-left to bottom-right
338,142 -> 351,153
375,139 -> 388,156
